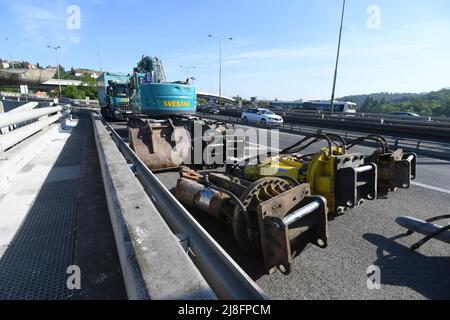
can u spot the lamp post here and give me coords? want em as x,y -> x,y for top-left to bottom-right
97,53 -> 103,72
330,0 -> 346,115
47,45 -> 62,97
4,37 -> 16,69
208,34 -> 232,107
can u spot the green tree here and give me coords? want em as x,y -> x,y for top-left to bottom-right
258,101 -> 269,108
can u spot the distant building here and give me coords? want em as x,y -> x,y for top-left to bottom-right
35,91 -> 49,98
1,62 -> 10,69
74,68 -> 100,78
265,99 -> 304,109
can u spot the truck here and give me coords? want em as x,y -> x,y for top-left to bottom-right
96,72 -> 131,120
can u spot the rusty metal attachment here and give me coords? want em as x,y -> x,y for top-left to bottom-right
346,135 -> 417,195
128,116 -> 241,172
128,117 -> 191,171
175,167 -> 329,274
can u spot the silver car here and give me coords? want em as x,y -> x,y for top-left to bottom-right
241,108 -> 284,126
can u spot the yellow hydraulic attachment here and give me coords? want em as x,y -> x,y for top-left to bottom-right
238,134 -> 378,214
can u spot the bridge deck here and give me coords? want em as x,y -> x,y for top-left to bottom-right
0,115 -> 126,299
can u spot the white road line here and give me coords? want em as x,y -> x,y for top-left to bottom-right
412,182 -> 450,195
247,142 -> 281,152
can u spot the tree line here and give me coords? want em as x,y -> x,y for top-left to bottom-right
340,89 -> 450,117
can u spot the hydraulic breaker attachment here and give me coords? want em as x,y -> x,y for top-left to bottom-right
128,116 -> 242,171
347,135 -> 417,195
238,133 -> 378,214
257,188 -> 328,274
333,155 -> 377,211
175,167 -> 329,275
367,150 -> 416,194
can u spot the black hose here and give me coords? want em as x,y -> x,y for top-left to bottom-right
280,133 -> 333,156
347,135 -> 389,153
325,133 -> 347,153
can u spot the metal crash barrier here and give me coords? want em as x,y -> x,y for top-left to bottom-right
0,106 -> 63,153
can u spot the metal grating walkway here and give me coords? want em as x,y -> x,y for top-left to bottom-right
0,119 -> 85,300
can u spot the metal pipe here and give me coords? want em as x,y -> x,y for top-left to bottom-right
0,106 -> 62,128
9,102 -> 39,113
0,113 -> 60,152
396,216 -> 450,244
355,165 -> 373,173
282,201 -> 320,226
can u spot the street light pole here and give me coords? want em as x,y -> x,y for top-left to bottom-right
209,35 -> 232,107
47,45 -> 62,97
97,53 -> 103,72
330,0 -> 346,115
219,39 -> 222,106
5,37 -> 15,69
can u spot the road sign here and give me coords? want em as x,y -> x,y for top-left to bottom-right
20,85 -> 29,95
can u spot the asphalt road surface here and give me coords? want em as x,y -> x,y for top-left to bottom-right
109,121 -> 450,300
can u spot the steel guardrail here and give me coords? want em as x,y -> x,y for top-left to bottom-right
92,113 -> 217,300
83,108 -> 267,300
198,112 -> 450,160
207,110 -> 450,141
0,105 -> 63,152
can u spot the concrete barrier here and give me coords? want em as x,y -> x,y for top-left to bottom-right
91,113 -> 216,300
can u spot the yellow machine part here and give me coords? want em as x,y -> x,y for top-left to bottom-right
243,156 -> 306,182
243,147 -> 347,213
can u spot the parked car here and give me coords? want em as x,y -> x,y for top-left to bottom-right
206,107 -> 220,115
59,97 -> 73,104
241,108 -> 284,126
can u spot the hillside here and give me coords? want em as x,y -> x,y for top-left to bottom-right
339,89 -> 450,117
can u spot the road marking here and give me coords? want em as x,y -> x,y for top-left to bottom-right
247,142 -> 281,152
412,182 -> 450,195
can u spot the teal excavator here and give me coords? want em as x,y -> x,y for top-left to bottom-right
127,55 -> 235,171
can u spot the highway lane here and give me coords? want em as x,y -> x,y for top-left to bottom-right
109,121 -> 450,300
213,125 -> 450,299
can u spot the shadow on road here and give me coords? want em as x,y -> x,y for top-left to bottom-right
363,233 -> 450,300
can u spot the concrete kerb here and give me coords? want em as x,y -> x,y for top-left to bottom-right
91,113 -> 216,300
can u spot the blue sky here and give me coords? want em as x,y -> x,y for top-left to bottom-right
1,0 -> 450,100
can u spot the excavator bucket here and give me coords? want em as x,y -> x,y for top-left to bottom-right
129,116 -> 243,172
128,117 -> 191,171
